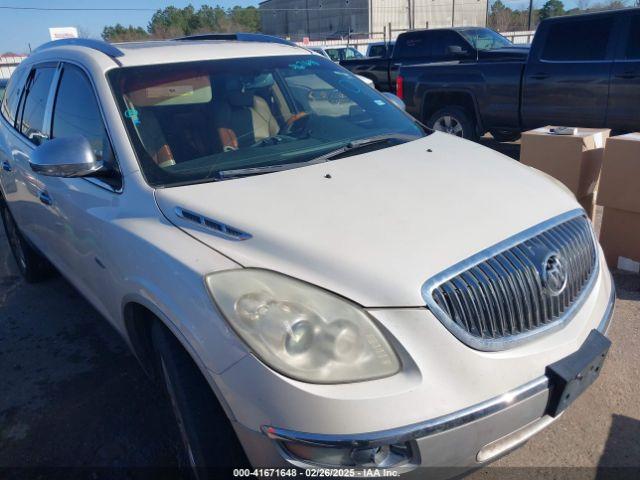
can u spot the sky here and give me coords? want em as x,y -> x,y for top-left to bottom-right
1,0 -> 583,54
1,0 -> 257,54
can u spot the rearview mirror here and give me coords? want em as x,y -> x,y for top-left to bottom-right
29,136 -> 103,177
382,92 -> 406,111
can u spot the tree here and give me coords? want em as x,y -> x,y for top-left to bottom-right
148,5 -> 200,37
604,0 -> 626,8
539,0 -> 566,20
102,5 -> 261,41
489,0 -> 515,31
576,0 -> 591,11
102,24 -> 150,42
229,6 -> 260,32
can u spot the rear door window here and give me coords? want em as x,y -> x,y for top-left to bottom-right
541,17 -> 614,61
397,34 -> 431,59
624,16 -> 640,59
19,66 -> 56,145
368,45 -> 386,57
1,67 -> 29,127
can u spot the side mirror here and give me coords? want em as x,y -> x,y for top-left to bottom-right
29,136 -> 103,177
382,92 -> 406,111
446,45 -> 469,57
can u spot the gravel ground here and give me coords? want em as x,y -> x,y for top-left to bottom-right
0,141 -> 638,479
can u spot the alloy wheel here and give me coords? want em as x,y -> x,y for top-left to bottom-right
433,115 -> 464,137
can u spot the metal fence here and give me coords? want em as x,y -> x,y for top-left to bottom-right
0,56 -> 26,80
500,30 -> 535,44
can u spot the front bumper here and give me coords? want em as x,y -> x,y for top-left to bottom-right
255,278 -> 615,476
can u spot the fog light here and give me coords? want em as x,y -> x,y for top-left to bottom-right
282,440 -> 413,469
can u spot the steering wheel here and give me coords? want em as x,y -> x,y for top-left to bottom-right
279,111 -> 310,136
249,111 -> 311,148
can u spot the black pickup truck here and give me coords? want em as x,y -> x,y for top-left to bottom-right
397,9 -> 640,141
340,27 -> 527,94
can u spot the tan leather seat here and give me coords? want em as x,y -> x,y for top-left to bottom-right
251,95 -> 279,142
216,87 -> 280,150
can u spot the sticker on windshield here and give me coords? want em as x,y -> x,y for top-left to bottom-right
289,59 -> 319,71
124,108 -> 141,125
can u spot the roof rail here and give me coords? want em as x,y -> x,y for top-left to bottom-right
175,32 -> 297,47
34,38 -> 124,58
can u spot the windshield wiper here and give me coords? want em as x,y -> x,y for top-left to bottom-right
215,158 -> 322,179
214,134 -> 420,180
306,133 -> 420,163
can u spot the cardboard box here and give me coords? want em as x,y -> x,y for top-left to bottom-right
597,133 -> 640,213
521,126 -> 609,198
578,192 -> 596,220
599,207 -> 640,273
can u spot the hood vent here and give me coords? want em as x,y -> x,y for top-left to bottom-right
174,207 -> 251,241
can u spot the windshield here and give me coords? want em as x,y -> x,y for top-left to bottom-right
459,28 -> 513,51
108,55 -> 424,187
0,81 -> 6,100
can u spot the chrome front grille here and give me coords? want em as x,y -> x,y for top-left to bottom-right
422,211 -> 599,351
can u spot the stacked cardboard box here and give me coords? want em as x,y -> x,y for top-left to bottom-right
597,133 -> 640,273
520,127 -> 610,219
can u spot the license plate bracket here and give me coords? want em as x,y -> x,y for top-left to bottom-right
545,329 -> 611,417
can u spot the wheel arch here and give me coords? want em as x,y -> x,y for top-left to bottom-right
122,298 -> 240,422
421,89 -> 484,135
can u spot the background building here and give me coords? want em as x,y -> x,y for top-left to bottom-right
259,0 -> 488,41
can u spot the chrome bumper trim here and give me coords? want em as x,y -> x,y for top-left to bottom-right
263,280 -> 615,450
263,376 -> 549,449
597,270 -> 615,335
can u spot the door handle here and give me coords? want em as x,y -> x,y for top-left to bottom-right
530,73 -> 549,80
1,160 -> 11,172
614,71 -> 637,79
38,190 -> 52,206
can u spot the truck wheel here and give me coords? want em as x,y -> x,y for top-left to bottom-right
490,130 -> 521,143
427,107 -> 477,141
151,321 -> 249,477
0,202 -> 52,283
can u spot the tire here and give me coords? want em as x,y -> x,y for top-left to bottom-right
151,321 -> 249,477
490,130 -> 521,143
0,201 -> 52,283
426,106 -> 477,141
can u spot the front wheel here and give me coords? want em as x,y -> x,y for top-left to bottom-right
426,107 -> 477,141
490,130 -> 521,143
151,322 -> 249,477
0,201 -> 52,283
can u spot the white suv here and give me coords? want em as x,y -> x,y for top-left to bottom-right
0,37 -> 615,477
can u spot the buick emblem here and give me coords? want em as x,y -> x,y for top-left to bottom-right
542,253 -> 568,296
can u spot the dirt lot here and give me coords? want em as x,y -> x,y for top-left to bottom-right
0,140 -> 639,479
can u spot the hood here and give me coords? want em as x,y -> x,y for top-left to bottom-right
155,132 -> 578,307
478,46 -> 530,62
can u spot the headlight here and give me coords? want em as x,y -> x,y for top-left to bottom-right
205,269 -> 400,383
